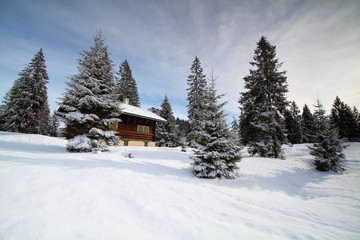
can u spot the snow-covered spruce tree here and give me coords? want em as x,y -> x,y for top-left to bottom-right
230,116 -> 241,145
115,59 -> 140,106
312,98 -> 328,142
0,49 -> 51,135
308,98 -> 347,172
156,96 -> 178,147
239,36 -> 288,158
48,111 -> 59,137
330,96 -> 360,142
193,74 -> 242,179
301,104 -> 316,143
186,56 -> 208,147
56,32 -> 121,152
0,85 -> 15,131
0,100 -> 6,130
354,107 -> 360,138
28,48 -> 51,135
284,101 -> 303,144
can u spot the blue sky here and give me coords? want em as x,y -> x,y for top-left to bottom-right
1,0 -> 359,121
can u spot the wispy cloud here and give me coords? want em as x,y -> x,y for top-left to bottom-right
1,0 -> 359,120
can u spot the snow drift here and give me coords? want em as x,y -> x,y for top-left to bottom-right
0,131 -> 359,239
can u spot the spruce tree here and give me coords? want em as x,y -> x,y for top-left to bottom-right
353,107 -> 360,138
186,56 -> 208,147
0,98 -> 6,130
354,107 -> 360,125
284,101 -> 303,144
115,59 -> 140,106
301,104 -> 316,143
308,98 -> 347,172
0,49 -> 50,135
193,75 -> 241,179
313,98 -> 328,141
330,96 -> 360,142
29,48 -> 51,135
1,78 -> 24,132
230,116 -> 241,145
56,32 -> 121,152
48,111 -> 59,137
239,36 -> 288,158
156,96 -> 178,147
175,118 -> 190,138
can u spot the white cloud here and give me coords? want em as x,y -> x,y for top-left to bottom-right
1,0 -> 359,119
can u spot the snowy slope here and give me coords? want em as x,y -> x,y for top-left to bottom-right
0,131 -> 359,240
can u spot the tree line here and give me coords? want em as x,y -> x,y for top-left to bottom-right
1,32 -> 359,176
185,36 -> 358,175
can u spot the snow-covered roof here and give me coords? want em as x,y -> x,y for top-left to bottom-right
120,103 -> 166,122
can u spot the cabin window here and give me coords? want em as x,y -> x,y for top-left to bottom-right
110,121 -> 118,130
123,140 -> 128,146
137,125 -> 149,134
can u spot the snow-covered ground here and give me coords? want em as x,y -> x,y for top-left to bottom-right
0,132 -> 359,240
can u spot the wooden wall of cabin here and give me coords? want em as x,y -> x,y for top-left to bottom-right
114,115 -> 156,141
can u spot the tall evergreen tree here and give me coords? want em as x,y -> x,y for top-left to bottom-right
354,107 -> 360,124
156,96 -> 178,147
353,107 -> 360,135
308,98 -> 347,172
186,56 -> 208,147
115,59 -> 140,106
284,101 -> 303,144
56,32 -> 121,152
0,49 -> 50,135
301,104 -> 316,143
192,75 -> 242,179
330,96 -> 360,141
239,36 -> 288,158
29,48 -> 51,135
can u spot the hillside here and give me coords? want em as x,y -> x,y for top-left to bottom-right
0,132 -> 359,240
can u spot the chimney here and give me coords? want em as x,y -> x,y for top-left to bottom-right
123,97 -> 129,105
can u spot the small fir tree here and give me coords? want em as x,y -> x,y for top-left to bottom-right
192,73 -> 241,179
308,98 -> 347,172
230,116 -> 241,145
56,31 -> 121,152
156,96 -> 178,147
239,36 -> 288,158
175,118 -> 190,138
186,56 -> 209,147
115,59 -> 140,106
48,111 -> 59,137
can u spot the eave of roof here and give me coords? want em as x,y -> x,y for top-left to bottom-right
120,103 -> 166,122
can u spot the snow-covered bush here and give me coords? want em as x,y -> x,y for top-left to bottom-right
66,135 -> 92,152
66,129 -> 119,152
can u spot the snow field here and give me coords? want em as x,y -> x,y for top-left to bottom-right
0,132 -> 359,239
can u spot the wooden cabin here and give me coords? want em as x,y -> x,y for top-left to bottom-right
106,102 -> 166,147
